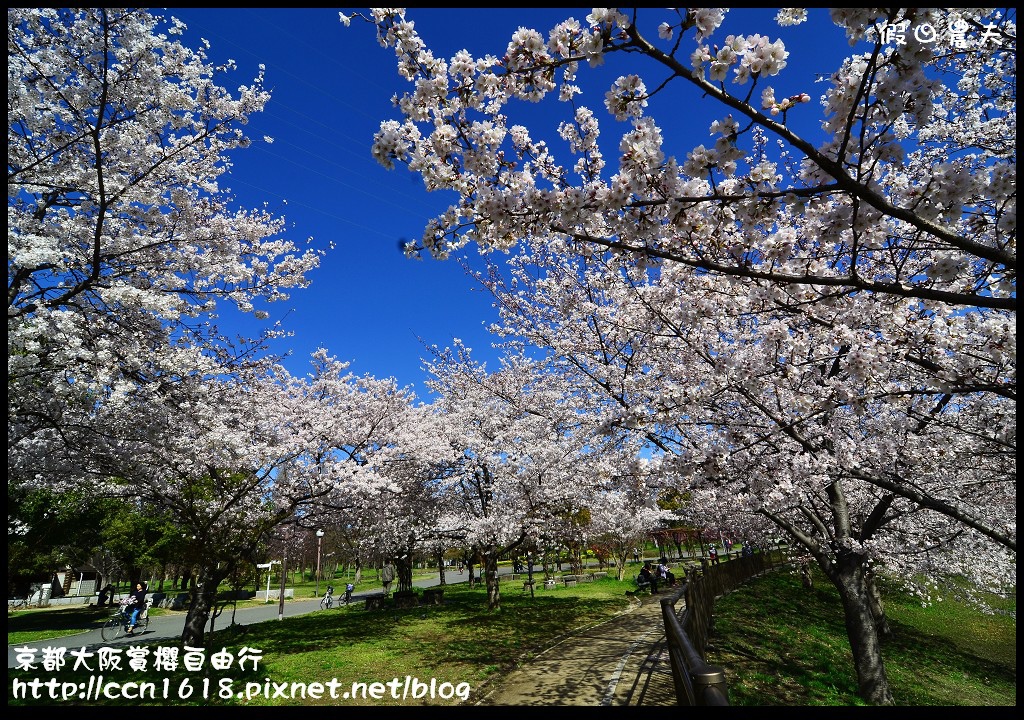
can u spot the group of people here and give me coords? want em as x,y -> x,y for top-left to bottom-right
637,544 -> 754,588
637,558 -> 677,594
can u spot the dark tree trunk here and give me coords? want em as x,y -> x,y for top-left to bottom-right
180,564 -> 229,647
396,555 -> 413,594
828,555 -> 894,705
436,550 -> 446,587
801,560 -> 814,588
568,543 -> 583,576
208,599 -> 226,637
865,569 -> 891,638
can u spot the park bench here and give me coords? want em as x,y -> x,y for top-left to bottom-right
422,588 -> 444,605
592,571 -> 608,580
560,573 -> 599,587
633,574 -> 653,593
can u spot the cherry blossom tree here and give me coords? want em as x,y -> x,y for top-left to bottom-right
8,8 -> 323,645
268,349 -> 435,588
357,8 -> 1015,704
587,484 -> 674,581
419,342 -> 645,608
9,8 -> 321,474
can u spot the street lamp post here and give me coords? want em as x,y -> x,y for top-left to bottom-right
278,549 -> 287,620
315,529 -> 325,597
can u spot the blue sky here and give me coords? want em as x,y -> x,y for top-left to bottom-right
163,8 -> 854,398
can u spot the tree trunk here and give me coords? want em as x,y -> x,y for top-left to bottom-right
180,565 -> 229,647
208,599 -> 226,637
830,557 -> 894,705
466,551 -> 477,586
616,549 -> 629,580
568,543 -> 583,576
864,569 -> 891,638
482,552 -> 500,610
801,561 -> 814,589
396,555 -> 413,594
436,550 -> 446,587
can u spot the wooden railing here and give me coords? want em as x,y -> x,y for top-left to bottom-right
658,550 -> 785,706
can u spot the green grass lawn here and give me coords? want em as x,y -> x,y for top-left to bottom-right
9,578 -> 634,706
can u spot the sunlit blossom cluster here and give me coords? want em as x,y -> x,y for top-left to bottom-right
691,33 -> 789,84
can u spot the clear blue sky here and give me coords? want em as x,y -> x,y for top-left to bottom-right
164,8 -> 851,397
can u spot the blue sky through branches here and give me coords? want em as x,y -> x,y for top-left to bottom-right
166,7 -> 853,396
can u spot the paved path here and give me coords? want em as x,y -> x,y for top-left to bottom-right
475,590 -> 679,706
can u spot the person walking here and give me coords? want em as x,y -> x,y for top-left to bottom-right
381,561 -> 396,595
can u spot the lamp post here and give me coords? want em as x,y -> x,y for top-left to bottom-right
278,549 -> 287,620
315,529 -> 325,597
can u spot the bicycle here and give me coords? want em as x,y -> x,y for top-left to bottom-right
320,585 -> 334,610
343,583 -> 354,605
100,598 -> 151,641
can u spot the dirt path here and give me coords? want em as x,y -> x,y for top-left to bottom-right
475,593 -> 678,706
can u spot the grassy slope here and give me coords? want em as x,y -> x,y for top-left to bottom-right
708,566 -> 1016,706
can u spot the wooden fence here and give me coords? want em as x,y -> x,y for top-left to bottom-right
658,550 -> 785,705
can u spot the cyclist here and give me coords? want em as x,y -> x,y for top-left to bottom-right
321,584 -> 334,609
344,583 -> 354,604
125,581 -> 147,636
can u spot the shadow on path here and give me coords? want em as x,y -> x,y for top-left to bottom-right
475,592 -> 679,706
